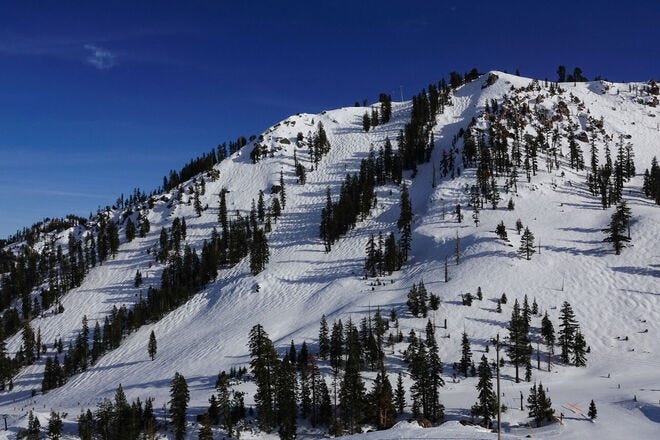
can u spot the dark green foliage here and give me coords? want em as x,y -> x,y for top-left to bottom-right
471,355 -> 497,428
406,282 -> 429,318
27,410 -> 41,440
459,332 -> 472,377
319,315 -> 330,360
276,359 -> 298,440
198,413 -> 213,440
379,94 -> 393,123
518,227 -> 535,260
148,330 -> 157,360
249,228 -> 270,275
249,324 -> 279,432
339,322 -> 367,433
557,65 -> 566,82
642,156 -> 660,204
496,221 -> 507,240
541,311 -> 555,370
603,200 -> 631,254
134,270 -> 143,288
397,183 -> 413,262
394,372 -> 406,414
558,301 -> 578,364
368,371 -> 396,430
507,299 -> 531,383
125,217 -> 136,242
362,111 -> 371,132
588,399 -> 597,419
527,382 -> 554,426
456,204 -> 463,222
77,409 -> 93,440
170,372 -> 190,440
573,330 -> 587,367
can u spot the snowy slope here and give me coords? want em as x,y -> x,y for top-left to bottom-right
1,72 -> 659,439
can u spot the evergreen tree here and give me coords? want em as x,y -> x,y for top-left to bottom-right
369,371 -> 396,430
250,228 -> 270,275
339,322 -> 367,433
249,324 -> 279,432
459,332 -> 472,377
198,413 -> 213,440
148,330 -> 157,361
319,315 -> 330,360
573,330 -> 587,367
426,320 -> 444,422
48,411 -> 63,440
394,372 -> 406,414
362,111 -> 371,132
558,301 -> 577,364
125,218 -> 136,242
23,322 -> 36,365
276,359 -> 298,440
541,311 -> 555,371
27,410 -> 41,440
279,170 -> 286,209
170,372 -> 190,440
527,381 -> 554,426
471,355 -> 497,428
397,183 -> 413,261
507,299 -> 531,383
496,221 -> 507,240
603,200 -> 632,254
518,227 -> 536,260
588,399 -> 597,420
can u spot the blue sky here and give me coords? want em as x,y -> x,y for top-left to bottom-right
1,0 -> 658,238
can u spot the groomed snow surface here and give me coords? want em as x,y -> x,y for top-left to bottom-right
1,72 -> 659,439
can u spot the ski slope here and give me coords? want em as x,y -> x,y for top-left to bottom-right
1,72 -> 659,439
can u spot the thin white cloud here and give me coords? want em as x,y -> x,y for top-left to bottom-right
84,44 -> 116,70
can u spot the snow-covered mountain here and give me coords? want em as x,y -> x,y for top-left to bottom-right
1,71 -> 659,439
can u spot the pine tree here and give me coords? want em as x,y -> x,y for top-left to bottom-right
48,411 -> 63,440
507,299 -> 531,383
279,170 -> 286,209
527,381 -> 554,426
362,111 -> 371,132
148,330 -> 157,361
249,324 -> 279,432
558,301 -> 577,364
23,322 -> 36,365
250,228 -> 270,275
496,221 -> 507,240
27,410 -> 41,440
573,330 -> 587,367
198,413 -> 213,440
471,355 -> 497,428
397,183 -> 413,261
276,359 -> 298,440
459,332 -> 472,377
603,200 -> 632,254
339,321 -> 366,433
369,371 -> 396,429
319,315 -> 330,360
541,312 -> 555,371
518,227 -> 536,260
394,372 -> 406,414
125,218 -> 136,242
588,399 -> 597,420
426,320 -> 444,422
170,372 -> 190,440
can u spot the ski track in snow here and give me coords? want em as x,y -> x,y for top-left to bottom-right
1,72 -> 659,439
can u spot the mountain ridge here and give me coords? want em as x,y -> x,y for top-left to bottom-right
1,71 -> 659,439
